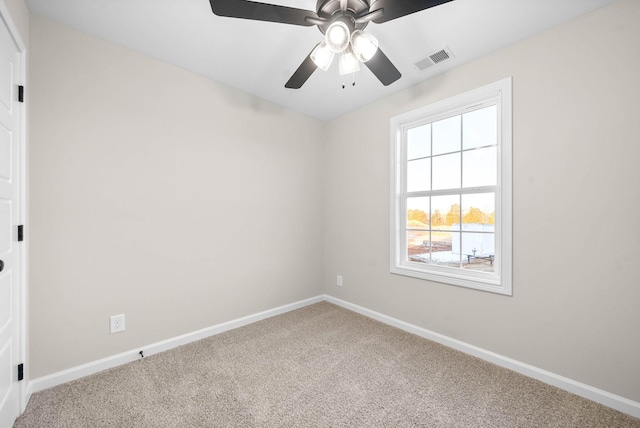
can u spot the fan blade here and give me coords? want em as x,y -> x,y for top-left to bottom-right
364,48 -> 401,86
209,0 -> 317,26
285,52 -> 318,89
370,0 -> 454,24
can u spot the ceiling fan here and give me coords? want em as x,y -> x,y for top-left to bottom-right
208,0 -> 454,89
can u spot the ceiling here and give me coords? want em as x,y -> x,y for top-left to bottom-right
25,0 -> 617,121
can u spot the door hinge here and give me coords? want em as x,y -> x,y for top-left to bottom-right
17,225 -> 24,242
18,85 -> 24,103
17,364 -> 24,381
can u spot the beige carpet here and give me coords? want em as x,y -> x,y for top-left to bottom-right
14,302 -> 640,427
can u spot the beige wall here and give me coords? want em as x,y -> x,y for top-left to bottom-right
323,0 -> 640,402
28,14 -> 324,377
4,0 -> 28,44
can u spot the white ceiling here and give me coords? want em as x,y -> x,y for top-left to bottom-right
25,0 -> 617,121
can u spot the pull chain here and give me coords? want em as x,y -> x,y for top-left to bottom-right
342,73 -> 357,89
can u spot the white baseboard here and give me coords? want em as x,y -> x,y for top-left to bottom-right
28,295 -> 324,396
324,295 -> 640,419
27,294 -> 640,420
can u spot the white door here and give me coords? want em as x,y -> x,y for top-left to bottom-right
0,5 -> 24,427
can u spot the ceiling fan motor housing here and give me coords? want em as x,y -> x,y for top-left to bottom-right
316,0 -> 371,34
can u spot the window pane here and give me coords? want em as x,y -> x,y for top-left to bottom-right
432,153 -> 460,190
461,193 -> 495,272
407,158 -> 430,192
432,194 -> 460,231
407,124 -> 431,160
463,147 -> 497,188
407,230 -> 431,263
433,115 -> 461,155
462,232 -> 495,273
431,230 -> 460,267
461,193 -> 495,226
463,106 -> 497,150
407,197 -> 429,229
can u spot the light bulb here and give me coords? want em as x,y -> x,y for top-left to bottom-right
325,21 -> 350,53
351,30 -> 379,62
310,42 -> 335,71
339,46 -> 360,75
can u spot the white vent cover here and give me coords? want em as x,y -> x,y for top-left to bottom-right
414,47 -> 455,71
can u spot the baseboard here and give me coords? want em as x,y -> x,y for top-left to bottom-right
28,295 -> 324,395
324,295 -> 640,419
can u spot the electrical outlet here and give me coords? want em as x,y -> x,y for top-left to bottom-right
110,314 -> 125,334
337,275 -> 343,286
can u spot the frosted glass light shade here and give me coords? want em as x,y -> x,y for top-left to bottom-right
339,46 -> 360,75
351,30 -> 379,62
325,21 -> 351,53
310,42 -> 335,71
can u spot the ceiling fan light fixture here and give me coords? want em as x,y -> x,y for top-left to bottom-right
325,20 -> 351,53
209,0 -> 453,89
351,30 -> 379,62
310,42 -> 335,71
339,46 -> 361,75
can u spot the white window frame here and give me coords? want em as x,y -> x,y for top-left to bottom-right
390,78 -> 512,295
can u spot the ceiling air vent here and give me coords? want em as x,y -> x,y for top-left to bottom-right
414,47 -> 454,71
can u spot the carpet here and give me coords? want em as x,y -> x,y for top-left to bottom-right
14,302 -> 640,427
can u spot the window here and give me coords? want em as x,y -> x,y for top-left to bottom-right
390,78 -> 512,295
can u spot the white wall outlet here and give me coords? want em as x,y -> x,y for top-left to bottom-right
110,314 -> 125,334
337,275 -> 343,286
